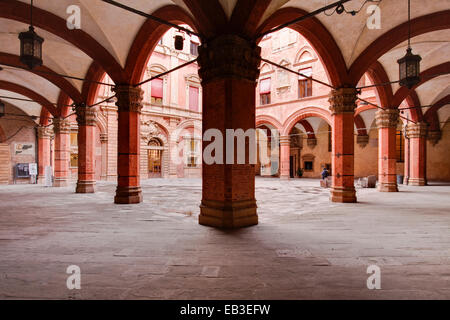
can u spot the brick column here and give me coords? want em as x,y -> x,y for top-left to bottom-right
53,118 -> 71,187
37,126 -> 52,184
406,122 -> 428,186
114,85 -> 143,204
198,35 -> 261,228
329,87 -> 357,203
75,103 -> 96,193
375,109 -> 399,192
279,135 -> 290,180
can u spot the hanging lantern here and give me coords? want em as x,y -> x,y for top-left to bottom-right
397,48 -> 421,89
19,26 -> 44,69
0,100 -> 5,118
174,31 -> 184,51
397,0 -> 422,89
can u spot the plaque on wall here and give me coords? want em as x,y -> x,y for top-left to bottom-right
14,143 -> 35,155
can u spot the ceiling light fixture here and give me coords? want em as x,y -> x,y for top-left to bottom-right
18,0 -> 44,69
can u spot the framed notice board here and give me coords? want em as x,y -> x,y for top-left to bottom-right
16,163 -> 30,178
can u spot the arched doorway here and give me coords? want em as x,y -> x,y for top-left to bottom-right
148,138 -> 163,178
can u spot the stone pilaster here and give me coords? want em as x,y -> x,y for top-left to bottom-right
114,85 -> 144,204
198,35 -> 261,228
329,87 -> 357,203
75,103 -> 97,193
375,109 -> 399,192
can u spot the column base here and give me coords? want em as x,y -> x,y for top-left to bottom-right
378,182 -> 398,192
408,178 -> 427,186
53,178 -> 69,187
114,186 -> 143,204
280,175 -> 290,181
76,180 -> 96,193
330,186 -> 357,203
199,199 -> 258,228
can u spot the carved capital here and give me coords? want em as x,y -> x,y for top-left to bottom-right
113,85 -> 143,113
307,138 -> 317,148
406,122 -> 428,139
427,129 -> 441,145
75,103 -> 96,126
198,35 -> 261,83
329,87 -> 357,115
100,133 -> 108,143
37,126 -> 53,139
52,118 -> 71,134
357,134 -> 369,148
280,135 -> 290,146
375,108 -> 399,129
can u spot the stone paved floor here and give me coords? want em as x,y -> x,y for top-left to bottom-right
0,178 -> 449,300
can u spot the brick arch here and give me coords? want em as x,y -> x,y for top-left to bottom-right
297,119 -> 316,139
282,107 -> 332,136
82,62 -> 106,107
257,7 -> 349,87
0,80 -> 58,117
125,5 -> 199,84
354,114 -> 367,136
425,94 -> 450,131
256,115 -> 283,131
0,53 -> 83,106
349,10 -> 450,85
0,0 -> 126,84
365,61 -> 393,109
392,62 -> 450,110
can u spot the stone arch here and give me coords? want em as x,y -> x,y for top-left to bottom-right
125,5 -> 199,84
256,115 -> 283,131
282,107 -> 332,136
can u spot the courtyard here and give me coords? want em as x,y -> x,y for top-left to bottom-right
0,178 -> 449,300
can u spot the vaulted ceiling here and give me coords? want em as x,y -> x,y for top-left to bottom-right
0,0 -> 448,126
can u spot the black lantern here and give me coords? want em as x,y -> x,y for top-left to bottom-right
174,31 -> 184,51
18,1 -> 44,69
0,100 -> 5,118
19,26 -> 44,69
398,0 -> 421,89
397,48 -> 421,89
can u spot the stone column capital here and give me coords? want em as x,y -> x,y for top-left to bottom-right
52,118 -> 71,134
427,129 -> 441,146
375,108 -> 399,129
329,87 -> 357,115
37,126 -> 53,139
100,133 -> 108,143
307,137 -> 317,148
198,35 -> 261,84
113,85 -> 143,113
406,122 -> 428,138
280,135 -> 290,146
75,103 -> 97,126
357,134 -> 369,148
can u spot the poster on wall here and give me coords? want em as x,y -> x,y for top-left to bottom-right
29,163 -> 38,175
14,143 -> 35,155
